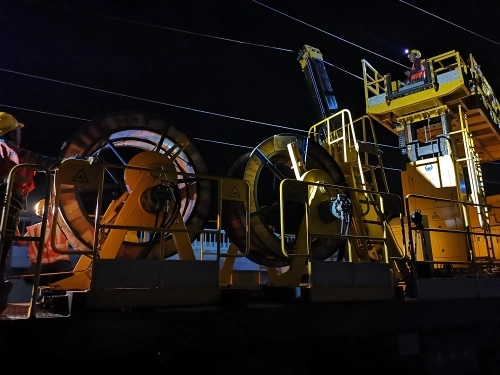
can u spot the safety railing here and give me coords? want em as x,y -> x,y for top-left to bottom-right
46,157 -> 252,306
468,53 -> 500,127
307,110 -> 391,230
404,194 -> 500,284
307,109 -> 354,163
51,158 -> 250,261
362,58 -> 387,98
0,163 -> 53,318
430,50 -> 467,76
277,178 -> 405,286
448,105 -> 490,234
362,50 -> 468,109
307,110 -> 383,185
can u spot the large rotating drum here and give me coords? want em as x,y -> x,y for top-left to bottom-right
222,134 -> 348,267
56,111 -> 211,259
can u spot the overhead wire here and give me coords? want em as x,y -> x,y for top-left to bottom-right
11,0 -> 498,96
31,0 -> 365,80
2,1 -> 500,207
0,103 -> 255,150
0,67 -> 306,134
6,98 -> 499,186
323,61 -> 363,80
399,0 -> 500,47
0,1 -> 374,150
2,0 -> 499,174
0,0 -> 403,152
252,0 -> 408,68
31,0 -> 296,53
2,102 -> 499,188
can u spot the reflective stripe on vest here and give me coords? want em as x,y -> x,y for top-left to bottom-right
26,223 -> 70,264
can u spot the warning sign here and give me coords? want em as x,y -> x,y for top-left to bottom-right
72,169 -> 90,183
229,186 -> 240,198
432,212 -> 440,219
222,180 -> 246,202
282,180 -> 307,202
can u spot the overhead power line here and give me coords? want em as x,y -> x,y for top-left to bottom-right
399,1 -> 500,46
252,0 -> 408,68
9,3 -> 499,155
0,103 -> 253,150
0,68 -> 306,134
6,100 -> 500,186
34,0 -> 364,79
32,0 -> 295,53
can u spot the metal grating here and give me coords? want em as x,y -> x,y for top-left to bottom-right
0,302 -> 68,320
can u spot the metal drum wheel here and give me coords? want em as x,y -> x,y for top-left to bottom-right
56,111 -> 212,259
222,134 -> 348,267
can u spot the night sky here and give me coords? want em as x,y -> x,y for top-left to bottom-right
1,0 -> 500,205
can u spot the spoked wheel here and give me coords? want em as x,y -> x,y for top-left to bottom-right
222,134 -> 348,268
56,111 -> 211,259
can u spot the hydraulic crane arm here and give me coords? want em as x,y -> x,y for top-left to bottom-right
298,45 -> 339,122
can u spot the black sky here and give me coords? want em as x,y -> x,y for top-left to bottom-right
1,0 -> 500,202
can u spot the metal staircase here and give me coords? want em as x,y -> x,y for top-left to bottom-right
459,111 -> 495,262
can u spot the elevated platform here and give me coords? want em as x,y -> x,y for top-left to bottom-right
363,50 -> 500,162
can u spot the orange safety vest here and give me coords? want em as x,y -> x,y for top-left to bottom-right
0,145 -> 37,196
410,59 -> 426,84
25,222 -> 70,264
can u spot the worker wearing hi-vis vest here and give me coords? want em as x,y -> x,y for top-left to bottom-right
16,199 -> 73,286
0,112 -> 61,313
403,49 -> 426,85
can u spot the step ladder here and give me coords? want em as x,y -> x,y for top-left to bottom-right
462,116 -> 495,261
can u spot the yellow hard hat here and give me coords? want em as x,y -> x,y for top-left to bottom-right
410,49 -> 421,58
0,112 -> 24,136
35,199 -> 45,217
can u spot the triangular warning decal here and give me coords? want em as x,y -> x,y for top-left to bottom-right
289,187 -> 298,199
229,186 -> 240,198
432,212 -> 440,219
73,169 -> 89,183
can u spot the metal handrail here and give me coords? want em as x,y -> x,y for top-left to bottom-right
279,178 -> 404,265
50,159 -> 251,260
0,163 -> 53,318
404,193 -> 500,270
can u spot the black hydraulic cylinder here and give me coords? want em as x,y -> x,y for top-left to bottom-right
298,45 -> 339,125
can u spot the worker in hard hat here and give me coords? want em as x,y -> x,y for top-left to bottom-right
403,49 -> 426,86
0,112 -> 60,313
15,199 -> 73,286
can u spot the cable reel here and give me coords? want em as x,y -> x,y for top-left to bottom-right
222,133 -> 349,267
55,111 -> 212,260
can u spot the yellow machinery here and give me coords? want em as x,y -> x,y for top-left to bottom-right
37,111 -> 250,310
220,46 -> 406,301
362,49 -> 500,297
219,46 -> 500,301
8,49 -> 500,314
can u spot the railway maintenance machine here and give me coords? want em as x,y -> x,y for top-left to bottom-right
362,48 -> 500,299
3,47 -> 500,320
1,113 -> 252,317
220,45 -> 500,302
